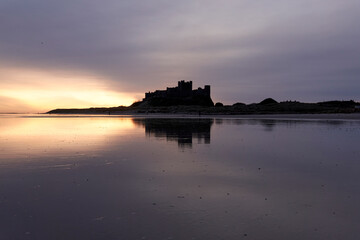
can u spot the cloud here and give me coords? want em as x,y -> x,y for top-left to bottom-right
0,0 -> 359,109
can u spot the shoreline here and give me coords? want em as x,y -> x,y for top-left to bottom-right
2,112 -> 360,121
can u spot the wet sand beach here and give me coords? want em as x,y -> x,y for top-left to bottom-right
0,114 -> 359,240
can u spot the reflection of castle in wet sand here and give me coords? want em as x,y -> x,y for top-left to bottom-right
132,118 -> 213,148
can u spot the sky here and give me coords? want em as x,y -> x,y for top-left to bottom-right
0,0 -> 359,113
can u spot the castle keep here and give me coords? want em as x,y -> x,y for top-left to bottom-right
143,80 -> 213,106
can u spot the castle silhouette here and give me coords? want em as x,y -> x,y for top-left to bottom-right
143,80 -> 214,106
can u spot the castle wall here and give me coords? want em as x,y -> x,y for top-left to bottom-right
192,85 -> 210,97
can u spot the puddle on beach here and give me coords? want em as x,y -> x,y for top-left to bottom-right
0,115 -> 360,240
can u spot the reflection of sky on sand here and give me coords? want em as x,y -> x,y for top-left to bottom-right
0,116 -> 136,161
0,116 -> 360,240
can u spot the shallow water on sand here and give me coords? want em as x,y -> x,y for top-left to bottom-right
0,115 -> 360,240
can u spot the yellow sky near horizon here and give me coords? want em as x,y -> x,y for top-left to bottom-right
0,66 -> 139,113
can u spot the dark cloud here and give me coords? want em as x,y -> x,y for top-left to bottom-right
0,0 -> 359,104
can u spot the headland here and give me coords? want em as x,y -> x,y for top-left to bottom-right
47,80 -> 360,116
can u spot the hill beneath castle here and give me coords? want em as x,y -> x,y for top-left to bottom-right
47,99 -> 360,115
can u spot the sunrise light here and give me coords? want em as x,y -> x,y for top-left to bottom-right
0,66 -> 137,113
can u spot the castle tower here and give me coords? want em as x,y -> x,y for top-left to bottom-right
178,80 -> 192,96
204,85 -> 210,96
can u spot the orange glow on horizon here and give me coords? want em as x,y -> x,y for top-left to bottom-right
0,66 -> 140,113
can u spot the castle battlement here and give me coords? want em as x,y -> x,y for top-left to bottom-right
143,80 -> 213,106
145,80 -> 210,100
